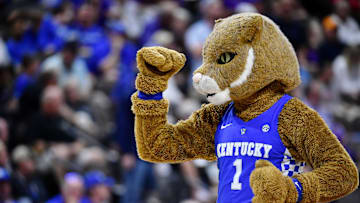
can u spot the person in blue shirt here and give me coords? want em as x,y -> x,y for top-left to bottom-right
72,0 -> 113,26
84,170 -> 114,203
108,28 -> 156,203
75,3 -> 111,76
13,55 -> 40,100
47,172 -> 90,203
6,13 -> 39,68
108,21 -> 138,155
111,42 -> 138,156
37,2 -> 77,55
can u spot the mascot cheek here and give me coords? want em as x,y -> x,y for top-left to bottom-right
230,48 -> 255,88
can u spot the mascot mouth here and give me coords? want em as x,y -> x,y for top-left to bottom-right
206,88 -> 231,105
192,73 -> 231,105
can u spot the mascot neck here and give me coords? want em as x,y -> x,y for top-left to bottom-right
234,82 -> 285,121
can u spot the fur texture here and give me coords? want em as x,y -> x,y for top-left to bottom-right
131,13 -> 358,202
135,46 -> 186,94
194,13 -> 300,103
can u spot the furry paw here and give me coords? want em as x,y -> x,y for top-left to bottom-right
136,46 -> 186,79
135,46 -> 186,94
250,160 -> 295,203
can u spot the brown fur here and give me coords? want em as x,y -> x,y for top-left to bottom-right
195,14 -> 300,101
250,160 -> 298,203
135,47 -> 186,94
132,92 -> 227,162
131,13 -> 358,202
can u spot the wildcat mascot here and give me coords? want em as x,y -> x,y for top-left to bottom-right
131,13 -> 358,203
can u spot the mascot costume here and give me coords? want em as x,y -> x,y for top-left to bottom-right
131,13 -> 359,202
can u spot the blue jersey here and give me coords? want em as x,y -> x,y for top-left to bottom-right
215,94 -> 305,203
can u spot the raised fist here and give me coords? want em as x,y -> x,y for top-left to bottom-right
250,160 -> 298,203
135,46 -> 186,94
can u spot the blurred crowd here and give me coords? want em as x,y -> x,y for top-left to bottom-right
0,0 -> 359,202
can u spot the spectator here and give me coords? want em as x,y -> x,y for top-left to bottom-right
87,0 -> 114,26
165,6 -> 191,53
332,45 -> 360,103
138,1 -> 177,46
38,2 -> 76,55
109,35 -> 156,203
84,170 -> 113,203
185,0 -> 226,71
6,10 -> 40,68
27,86 -> 77,143
13,55 -> 40,100
331,45 -> 360,131
11,145 -> 48,202
75,3 -> 111,76
47,172 -> 90,203
17,71 -> 57,121
331,0 -> 360,46
7,54 -> 40,114
269,0 -> 308,50
42,41 -> 92,99
120,0 -> 161,40
109,35 -> 155,203
318,15 -> 345,67
101,19 -> 129,83
0,168 -> 16,203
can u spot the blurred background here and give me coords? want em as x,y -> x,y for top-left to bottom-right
0,0 -> 359,202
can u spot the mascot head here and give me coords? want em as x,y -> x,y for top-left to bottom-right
192,13 -> 300,105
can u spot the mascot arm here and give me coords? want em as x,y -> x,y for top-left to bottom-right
131,46 -> 227,163
131,95 -> 226,163
279,98 -> 359,202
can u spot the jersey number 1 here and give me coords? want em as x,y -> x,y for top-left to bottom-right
231,159 -> 242,190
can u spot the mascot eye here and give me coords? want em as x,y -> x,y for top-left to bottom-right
217,52 -> 237,64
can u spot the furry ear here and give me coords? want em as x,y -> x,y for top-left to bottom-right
241,15 -> 263,42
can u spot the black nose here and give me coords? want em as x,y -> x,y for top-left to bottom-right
207,93 -> 216,97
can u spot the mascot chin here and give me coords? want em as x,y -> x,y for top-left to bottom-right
131,13 -> 358,203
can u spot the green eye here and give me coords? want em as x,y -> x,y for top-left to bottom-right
217,52 -> 237,64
